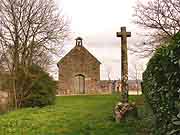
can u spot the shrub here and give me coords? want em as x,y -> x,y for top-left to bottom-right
142,33 -> 180,135
22,65 -> 56,107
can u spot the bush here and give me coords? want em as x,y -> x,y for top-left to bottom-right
22,65 -> 56,107
142,33 -> 180,135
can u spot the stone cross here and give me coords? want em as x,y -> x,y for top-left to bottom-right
116,27 -> 131,103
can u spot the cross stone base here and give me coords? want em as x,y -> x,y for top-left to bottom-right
113,102 -> 138,122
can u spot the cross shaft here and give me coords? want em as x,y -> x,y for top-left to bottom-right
116,27 -> 131,103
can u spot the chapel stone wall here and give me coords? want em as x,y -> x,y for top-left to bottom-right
58,45 -> 100,95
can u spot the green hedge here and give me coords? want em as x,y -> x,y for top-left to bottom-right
22,65 -> 56,108
142,33 -> 180,135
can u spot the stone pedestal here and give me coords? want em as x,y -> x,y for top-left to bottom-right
114,102 -> 138,122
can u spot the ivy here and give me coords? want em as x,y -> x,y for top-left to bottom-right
143,33 -> 180,135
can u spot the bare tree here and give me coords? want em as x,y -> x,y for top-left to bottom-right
129,62 -> 144,95
133,0 -> 180,56
105,65 -> 112,81
0,0 -> 69,108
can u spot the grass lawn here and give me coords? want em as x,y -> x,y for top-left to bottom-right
0,95 -> 152,135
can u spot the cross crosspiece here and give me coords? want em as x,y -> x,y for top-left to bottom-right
116,27 -> 131,103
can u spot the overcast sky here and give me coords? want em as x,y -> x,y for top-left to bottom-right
53,0 -> 149,80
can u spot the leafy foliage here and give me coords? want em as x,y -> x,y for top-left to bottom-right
143,33 -> 180,135
22,65 -> 56,107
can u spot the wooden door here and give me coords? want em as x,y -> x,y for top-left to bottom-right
74,74 -> 85,94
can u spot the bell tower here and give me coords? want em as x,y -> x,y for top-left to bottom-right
75,37 -> 83,47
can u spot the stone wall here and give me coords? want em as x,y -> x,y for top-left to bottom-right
57,77 -> 142,95
0,91 -> 8,113
57,45 -> 101,95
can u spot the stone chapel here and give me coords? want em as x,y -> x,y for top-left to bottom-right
57,37 -> 101,95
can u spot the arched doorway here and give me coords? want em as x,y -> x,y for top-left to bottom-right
74,74 -> 85,94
